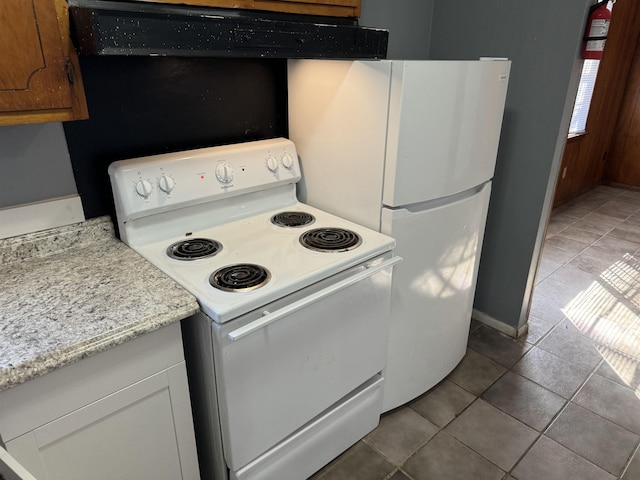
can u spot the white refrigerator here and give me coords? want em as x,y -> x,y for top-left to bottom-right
288,59 -> 510,412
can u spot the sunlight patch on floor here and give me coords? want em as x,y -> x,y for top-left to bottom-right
559,254 -> 640,397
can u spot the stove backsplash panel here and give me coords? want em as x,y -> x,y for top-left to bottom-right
63,56 -> 287,220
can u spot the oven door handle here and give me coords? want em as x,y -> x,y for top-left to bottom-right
227,256 -> 402,341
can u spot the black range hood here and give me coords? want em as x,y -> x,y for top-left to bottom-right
68,0 -> 388,59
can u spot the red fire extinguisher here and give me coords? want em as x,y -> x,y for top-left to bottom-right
582,0 -> 614,60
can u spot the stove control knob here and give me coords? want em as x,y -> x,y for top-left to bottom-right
135,179 -> 153,199
215,163 -> 234,183
282,153 -> 293,169
158,175 -> 175,194
266,155 -> 279,172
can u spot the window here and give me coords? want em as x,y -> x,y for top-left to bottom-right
568,59 -> 600,135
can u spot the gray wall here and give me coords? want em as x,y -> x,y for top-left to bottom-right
429,0 -> 592,329
360,0 -> 433,59
0,123 -> 77,209
0,3 -> 432,214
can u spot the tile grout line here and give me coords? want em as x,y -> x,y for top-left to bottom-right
431,344 -> 533,476
385,354 -> 518,479
619,441 -> 640,479
522,193 -> 640,476
505,349 -> 606,477
538,201 -> 640,365
389,321 -> 635,476
515,191 -> 640,476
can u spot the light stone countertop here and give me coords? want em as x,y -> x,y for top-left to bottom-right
0,216 -> 200,392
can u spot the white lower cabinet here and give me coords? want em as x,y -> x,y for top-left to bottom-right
0,444 -> 37,480
0,323 -> 200,480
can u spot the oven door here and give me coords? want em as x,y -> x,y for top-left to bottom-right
211,253 -> 400,472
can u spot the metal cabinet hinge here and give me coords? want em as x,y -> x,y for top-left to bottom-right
65,58 -> 75,85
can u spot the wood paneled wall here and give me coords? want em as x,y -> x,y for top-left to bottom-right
605,33 -> 640,186
553,0 -> 640,206
553,135 -> 583,205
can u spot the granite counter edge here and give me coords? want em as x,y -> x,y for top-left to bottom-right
0,302 -> 200,392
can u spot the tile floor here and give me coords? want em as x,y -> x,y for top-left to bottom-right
310,185 -> 640,480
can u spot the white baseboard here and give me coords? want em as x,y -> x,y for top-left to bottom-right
472,308 -> 529,338
0,196 -> 85,239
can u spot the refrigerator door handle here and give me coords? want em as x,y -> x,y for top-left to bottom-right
387,182 -> 491,217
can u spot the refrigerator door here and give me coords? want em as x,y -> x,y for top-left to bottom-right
382,60 -> 510,207
380,182 -> 492,412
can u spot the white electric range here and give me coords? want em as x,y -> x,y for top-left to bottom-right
108,138 -> 400,480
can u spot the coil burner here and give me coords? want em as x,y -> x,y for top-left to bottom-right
209,264 -> 271,292
271,211 -> 316,228
167,238 -> 222,260
299,228 -> 362,253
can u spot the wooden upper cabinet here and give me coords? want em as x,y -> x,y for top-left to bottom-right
0,0 -> 88,126
134,0 -> 361,17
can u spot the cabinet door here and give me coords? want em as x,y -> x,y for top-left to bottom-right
6,363 -> 199,480
131,0 -> 361,17
0,0 -> 72,111
250,0 -> 360,16
0,0 -> 88,125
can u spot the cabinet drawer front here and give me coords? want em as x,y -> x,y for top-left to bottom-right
129,0 -> 360,17
0,323 -> 184,442
33,370 -> 171,448
234,375 -> 383,480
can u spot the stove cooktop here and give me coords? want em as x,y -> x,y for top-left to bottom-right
133,202 -> 394,323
